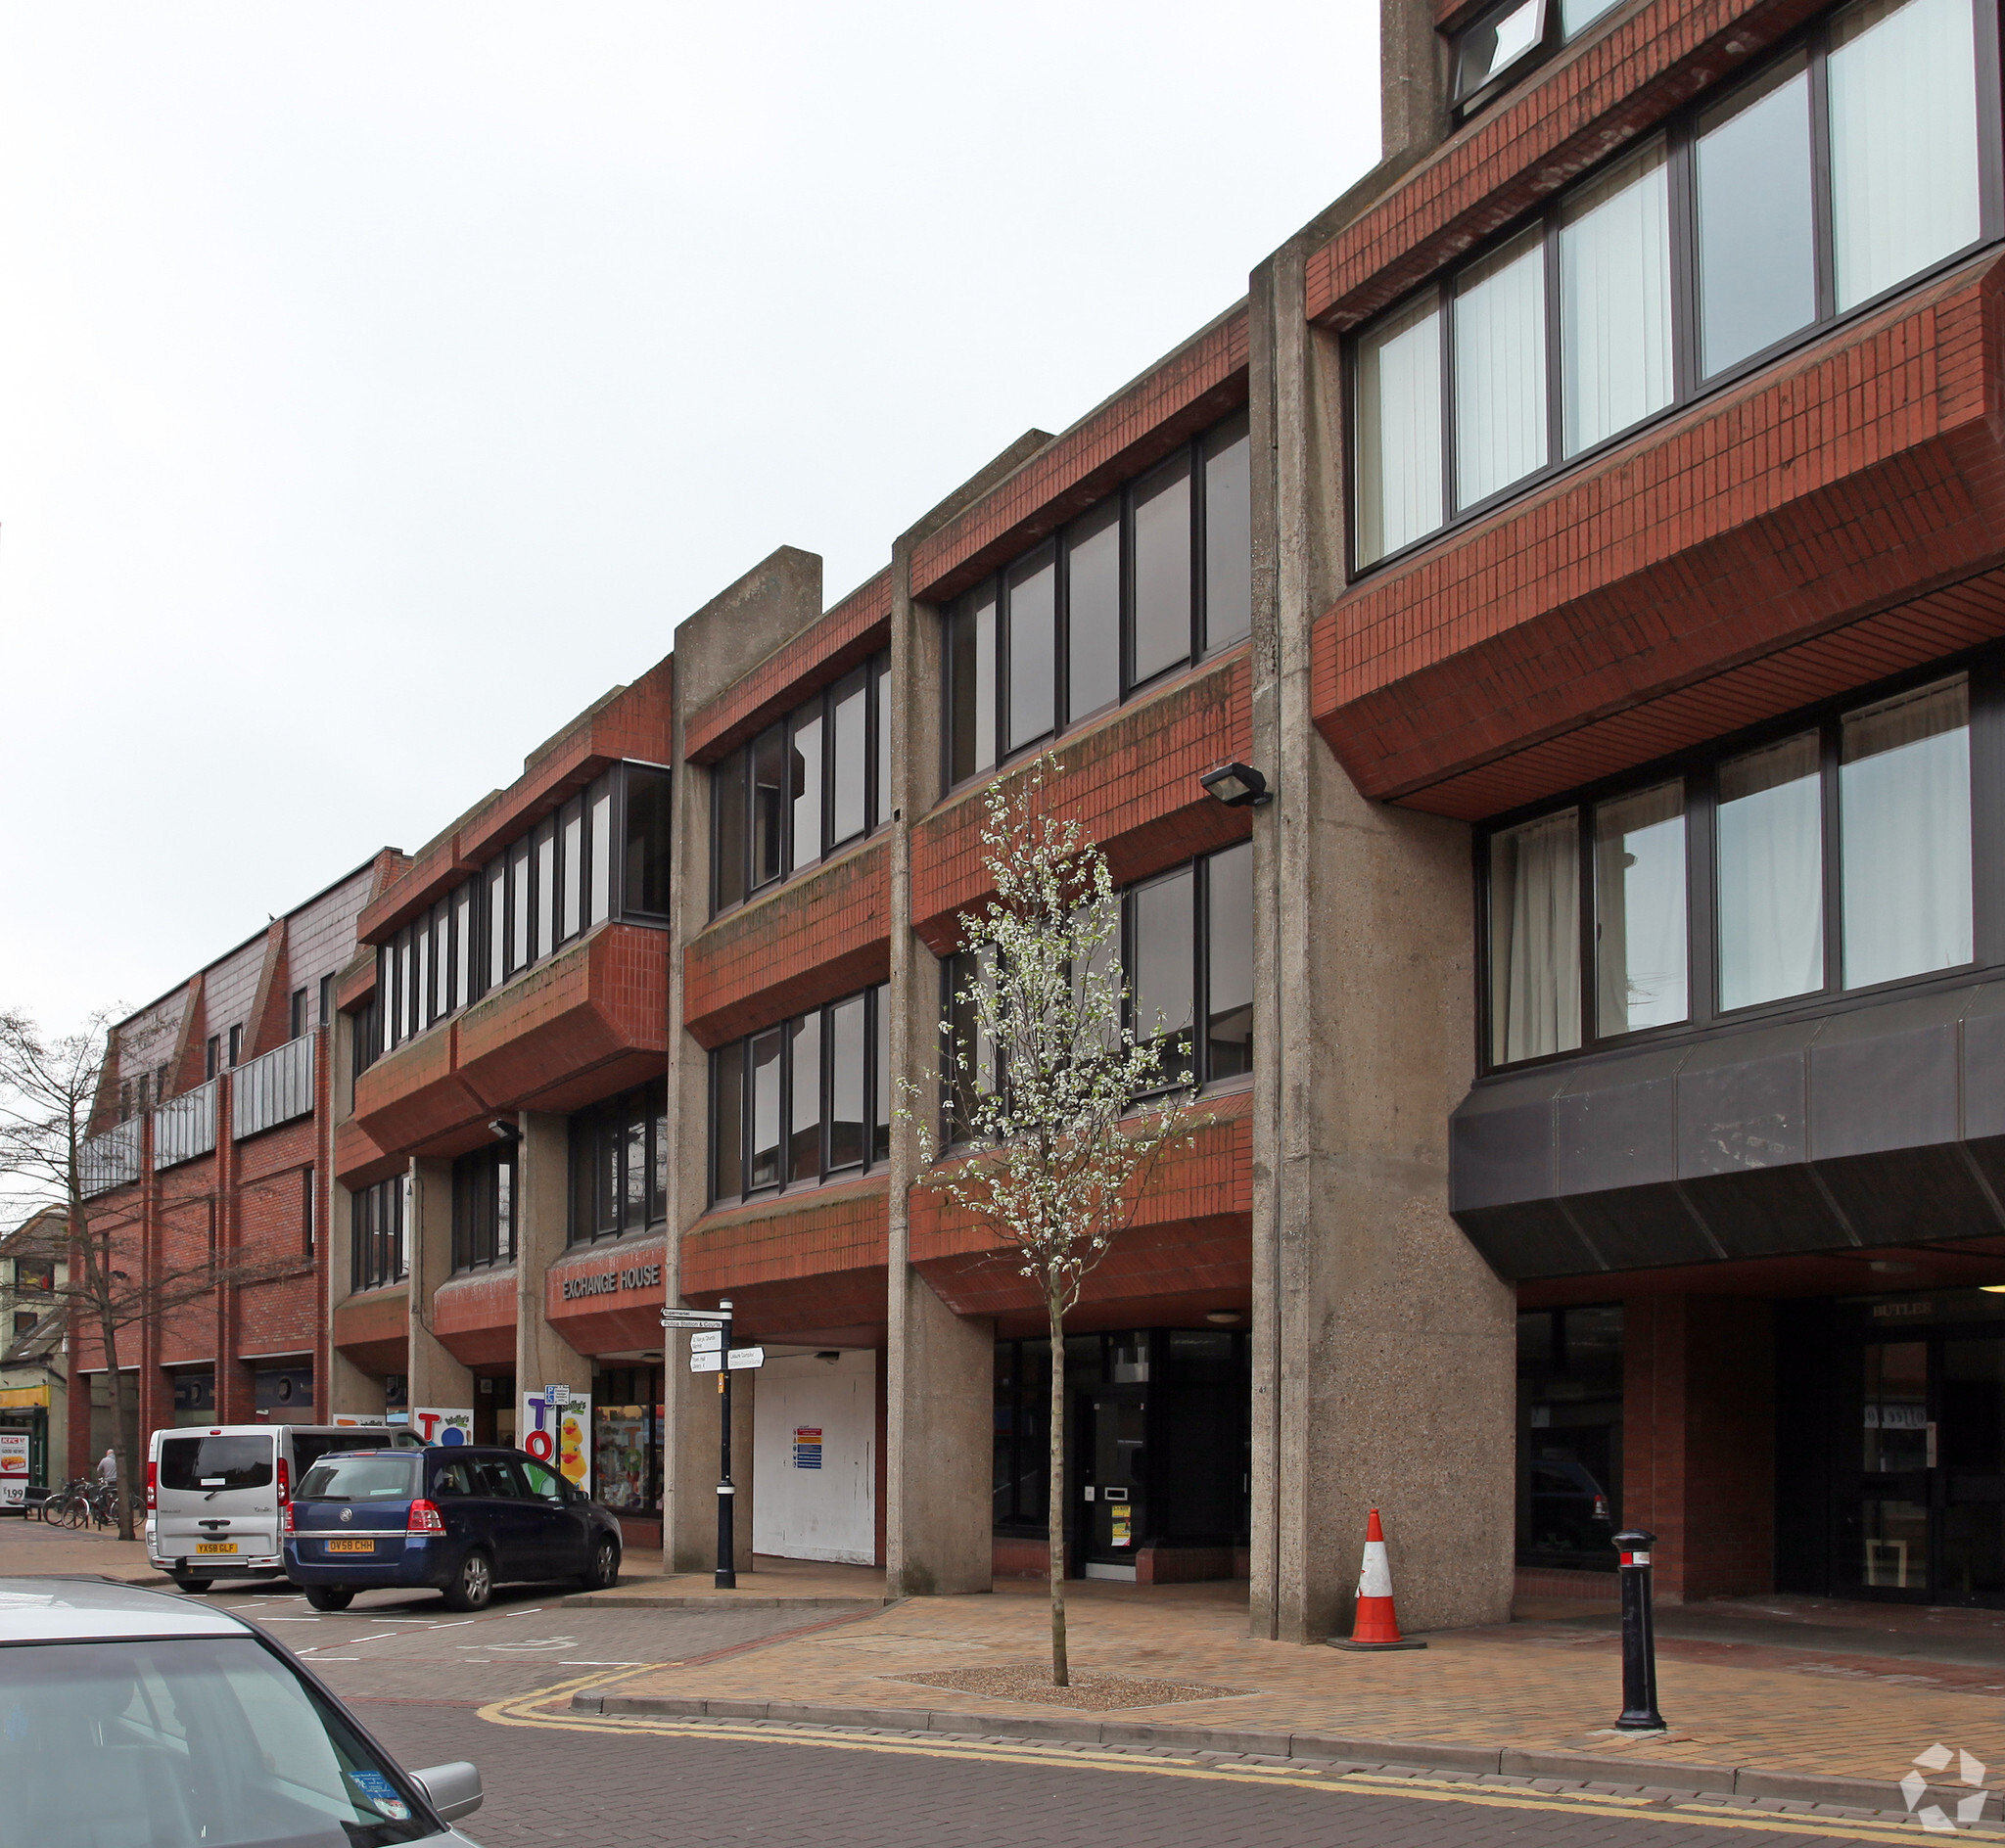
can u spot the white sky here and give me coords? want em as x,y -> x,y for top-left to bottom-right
0,2 -> 1378,1036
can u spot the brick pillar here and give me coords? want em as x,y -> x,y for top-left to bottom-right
214,1073 -> 253,1424
1623,1295 -> 1776,1603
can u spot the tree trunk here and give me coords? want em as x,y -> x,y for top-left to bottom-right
1047,1295 -> 1068,1686
97,1301 -> 136,1542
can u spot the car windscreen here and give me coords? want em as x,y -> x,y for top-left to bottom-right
0,1635 -> 435,1845
297,1455 -> 419,1502
158,1436 -> 274,1494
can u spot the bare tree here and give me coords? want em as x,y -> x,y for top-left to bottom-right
906,762 -> 1202,1686
0,1009 -> 303,1539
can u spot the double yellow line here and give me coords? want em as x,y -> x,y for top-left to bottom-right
477,1671 -> 1992,1843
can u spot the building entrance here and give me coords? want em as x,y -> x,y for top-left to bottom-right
1079,1386 -> 1147,1578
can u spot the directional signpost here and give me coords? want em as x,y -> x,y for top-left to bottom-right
660,1300 -> 742,1588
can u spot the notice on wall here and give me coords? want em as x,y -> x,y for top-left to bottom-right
792,1427 -> 822,1470
521,1392 -> 591,1497
409,1409 -> 474,1446
0,1433 -> 27,1509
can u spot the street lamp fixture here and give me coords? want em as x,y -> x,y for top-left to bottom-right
1199,762 -> 1272,808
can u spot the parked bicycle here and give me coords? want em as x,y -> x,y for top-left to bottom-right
42,1478 -> 94,1528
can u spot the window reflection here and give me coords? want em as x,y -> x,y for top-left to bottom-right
1594,781 -> 1688,1036
1716,732 -> 1823,1010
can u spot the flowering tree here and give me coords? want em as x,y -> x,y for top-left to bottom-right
908,762 -> 1201,1686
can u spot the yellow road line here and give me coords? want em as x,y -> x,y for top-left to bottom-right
470,1676 -> 1990,1842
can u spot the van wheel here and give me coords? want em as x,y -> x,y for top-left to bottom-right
303,1584 -> 354,1612
171,1578 -> 213,1595
580,1537 -> 620,1593
443,1549 -> 492,1612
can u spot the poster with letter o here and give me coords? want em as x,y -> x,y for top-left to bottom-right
520,1392 -> 591,1496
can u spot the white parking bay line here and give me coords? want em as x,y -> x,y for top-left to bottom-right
559,1660 -> 645,1666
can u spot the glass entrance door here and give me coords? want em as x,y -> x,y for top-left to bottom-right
1838,1335 -> 2005,1600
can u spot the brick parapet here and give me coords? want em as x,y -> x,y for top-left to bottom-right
682,836 -> 890,1047
1315,254 -> 2005,817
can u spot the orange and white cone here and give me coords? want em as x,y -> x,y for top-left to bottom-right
1329,1507 -> 1427,1651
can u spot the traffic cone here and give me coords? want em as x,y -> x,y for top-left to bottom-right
1328,1507 -> 1427,1651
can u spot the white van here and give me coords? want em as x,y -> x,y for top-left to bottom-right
146,1423 -> 423,1593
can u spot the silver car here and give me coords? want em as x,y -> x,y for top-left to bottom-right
0,1576 -> 485,1846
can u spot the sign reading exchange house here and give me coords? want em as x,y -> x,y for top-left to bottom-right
560,1261 -> 663,1302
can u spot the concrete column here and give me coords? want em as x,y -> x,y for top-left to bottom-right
514,1113 -> 590,1411
882,533 -> 995,1598
321,1172 -> 387,1418
1246,236 -> 1515,1642
406,1158 -> 475,1415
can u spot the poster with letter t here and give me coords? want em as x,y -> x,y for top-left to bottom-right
520,1390 -> 591,1496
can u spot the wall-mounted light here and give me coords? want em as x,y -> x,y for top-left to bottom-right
1205,1311 -> 1242,1325
488,1118 -> 521,1143
1199,762 -> 1272,808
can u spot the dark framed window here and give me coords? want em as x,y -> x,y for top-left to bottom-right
357,762 -> 670,1075
944,411 -> 1251,790
452,1144 -> 516,1271
708,984 -> 891,1206
1357,0 -> 2002,569
350,1174 -> 407,1291
205,1036 -> 219,1080
941,839 -> 1254,1143
569,1080 -> 668,1243
15,1259 -> 54,1294
711,651 -> 892,914
227,1025 -> 242,1068
1451,0 -> 1628,114
1482,664 -> 1990,1070
289,988 -> 309,1039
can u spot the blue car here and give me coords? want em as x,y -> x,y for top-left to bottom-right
284,1446 -> 623,1612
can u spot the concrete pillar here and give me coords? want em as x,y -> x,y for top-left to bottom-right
407,1158 -> 475,1416
514,1114 -> 590,1414
321,1171 -> 388,1418
1246,235 -> 1515,1643
1623,1295 -> 1776,1604
882,531 -> 996,1598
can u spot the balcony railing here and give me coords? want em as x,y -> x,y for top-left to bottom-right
77,1120 -> 142,1198
153,1081 -> 216,1170
232,1034 -> 315,1141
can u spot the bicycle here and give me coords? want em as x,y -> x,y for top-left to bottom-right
44,1479 -> 94,1529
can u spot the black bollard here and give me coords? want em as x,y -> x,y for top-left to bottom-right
1612,1528 -> 1665,1731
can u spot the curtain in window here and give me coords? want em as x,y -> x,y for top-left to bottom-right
1716,732 -> 1824,1010
1455,229 -> 1548,510
1356,296 -> 1442,564
1561,139 -> 1672,457
1595,781 -> 1688,1036
1828,0 -> 1981,312
1490,809 -> 1581,1063
1841,677 -> 1972,988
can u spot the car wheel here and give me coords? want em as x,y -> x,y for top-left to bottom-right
303,1584 -> 354,1612
171,1578 -> 213,1595
580,1536 -> 620,1593
443,1548 -> 493,1612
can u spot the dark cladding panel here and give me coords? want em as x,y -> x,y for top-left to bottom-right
1448,1075 -> 1563,1212
1810,1144 -> 2002,1246
1453,1202 -> 1602,1279
1562,1182 -> 1718,1270
1679,1162 -> 1851,1258
1963,981 -> 2005,1142
1807,991 -> 1968,1161
1675,1023 -> 1815,1178
1556,1048 -> 1684,1197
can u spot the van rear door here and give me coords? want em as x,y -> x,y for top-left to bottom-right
154,1432 -> 279,1568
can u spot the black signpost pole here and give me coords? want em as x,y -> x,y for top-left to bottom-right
716,1300 -> 735,1590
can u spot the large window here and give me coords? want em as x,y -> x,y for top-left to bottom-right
570,1081 -> 668,1242
944,412 -> 1252,789
711,654 -> 891,914
1484,670 -> 1979,1067
452,1144 -> 516,1271
1356,0 -> 1996,567
350,1174 -> 407,1292
1452,0 -> 1627,111
355,762 -> 670,1072
943,840 -> 1254,1140
708,987 -> 890,1206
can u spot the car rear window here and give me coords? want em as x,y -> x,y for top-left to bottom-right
158,1436 -> 273,1493
297,1455 -> 419,1502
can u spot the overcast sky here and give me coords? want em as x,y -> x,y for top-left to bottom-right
0,2 -> 1378,1037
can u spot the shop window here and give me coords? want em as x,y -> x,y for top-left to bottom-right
1481,669 -> 1979,1070
708,986 -> 890,1206
711,651 -> 891,913
591,1365 -> 663,1513
452,1144 -> 516,1271
944,410 -> 1252,787
350,1175 -> 407,1291
1360,0 -> 1997,567
1516,1305 -> 1623,1571
569,1081 -> 668,1243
